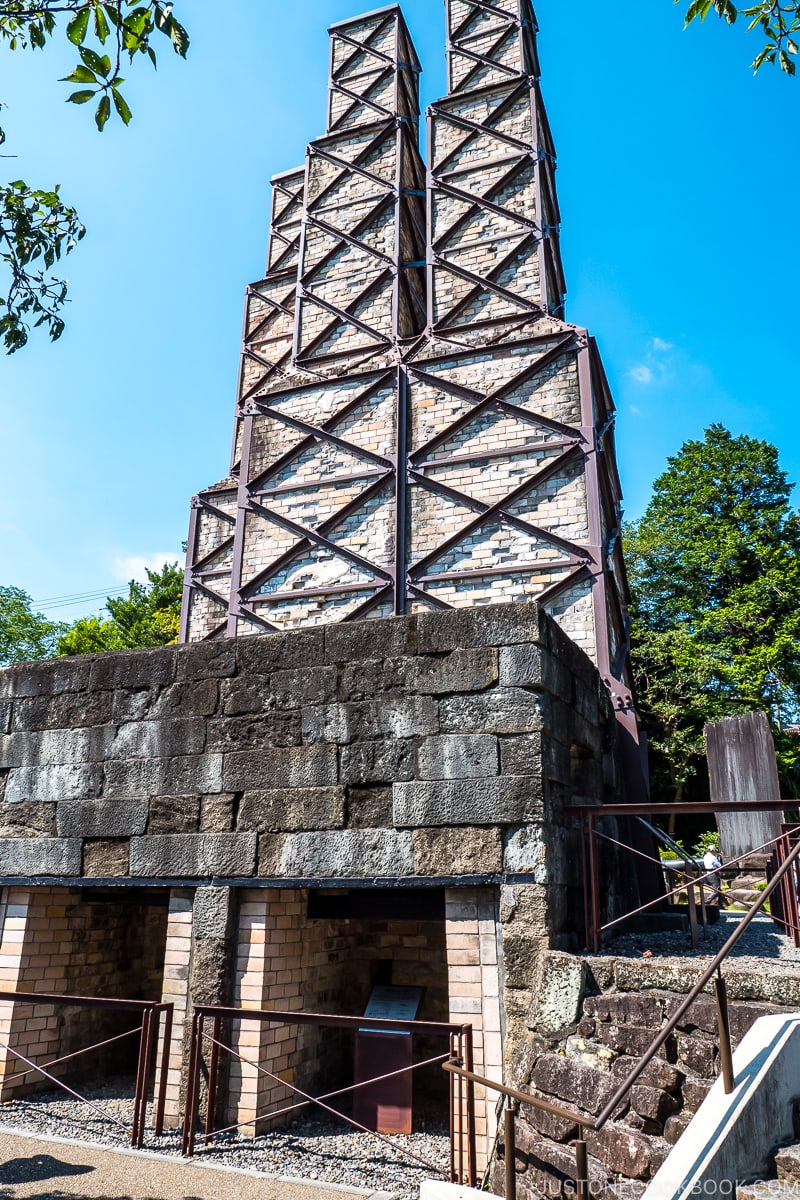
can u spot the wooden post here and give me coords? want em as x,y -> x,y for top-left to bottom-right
705,713 -> 783,859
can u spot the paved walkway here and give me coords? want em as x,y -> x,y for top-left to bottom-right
0,1129 -> 399,1200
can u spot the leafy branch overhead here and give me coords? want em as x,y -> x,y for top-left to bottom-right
681,1 -> 799,73
0,1 -> 188,351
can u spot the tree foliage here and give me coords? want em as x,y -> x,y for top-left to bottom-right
680,1 -> 799,74
0,585 -> 66,665
57,560 -> 183,654
1,1 -> 188,351
626,425 -> 800,800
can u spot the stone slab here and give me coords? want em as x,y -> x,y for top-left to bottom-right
261,829 -> 414,878
57,798 -> 149,838
129,833 -> 257,877
393,777 -> 541,827
222,746 -> 337,790
0,837 -> 81,875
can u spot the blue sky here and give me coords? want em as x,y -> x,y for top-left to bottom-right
1,1 -> 798,623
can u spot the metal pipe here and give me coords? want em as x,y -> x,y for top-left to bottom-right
575,1138 -> 589,1200
154,1004 -> 173,1138
715,973 -> 735,1094
505,1105 -> 517,1200
463,1024 -> 477,1188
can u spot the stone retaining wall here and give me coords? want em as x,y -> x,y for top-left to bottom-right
498,952 -> 800,1198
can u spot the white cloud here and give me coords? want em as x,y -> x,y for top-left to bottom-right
628,365 -> 654,385
111,552 -> 180,582
651,337 -> 674,353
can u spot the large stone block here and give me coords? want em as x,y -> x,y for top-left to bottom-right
148,795 -> 201,834
324,617 -> 416,663
0,657 -> 90,699
584,1122 -> 653,1179
302,697 -> 438,743
129,833 -> 257,877
531,1052 -> 617,1116
206,711 -> 301,753
416,603 -> 545,653
193,885 -> 234,939
438,689 -> 546,735
0,800 -> 56,837
57,798 -> 149,838
0,727 -> 116,768
268,666 -> 337,709
410,648 -> 498,695
222,745 -> 337,790
0,836 -> 81,875
238,787 -> 346,831
529,951 -> 585,1036
89,646 -> 177,691
108,718 -> 206,760
83,839 -> 130,876
11,690 -> 113,731
503,825 -> 547,877
105,754 -> 223,797
339,739 -> 414,785
499,644 -> 573,699
412,826 -> 502,875
236,628 -> 325,675
259,828 -> 414,878
416,734 -> 498,781
153,678 -> 219,719
176,639 -> 236,680
393,777 -> 541,827
500,733 -> 543,777
5,762 -> 103,805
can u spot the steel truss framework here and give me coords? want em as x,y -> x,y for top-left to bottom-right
181,1 -> 640,764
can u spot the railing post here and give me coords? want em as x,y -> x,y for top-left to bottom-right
687,881 -> 699,949
588,812 -> 601,952
205,1013 -> 222,1142
463,1024 -> 477,1188
131,1006 -> 150,1148
154,1003 -> 172,1138
714,972 -> 735,1094
505,1104 -> 517,1200
575,1137 -> 589,1200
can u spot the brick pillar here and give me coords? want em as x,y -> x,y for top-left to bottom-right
0,886 -> 71,1099
229,888 -> 305,1134
155,889 -> 193,1126
445,887 -> 504,1172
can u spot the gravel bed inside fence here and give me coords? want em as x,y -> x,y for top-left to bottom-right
598,909 -> 800,970
0,1079 -> 451,1198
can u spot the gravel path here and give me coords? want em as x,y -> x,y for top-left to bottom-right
598,909 -> 800,974
0,1081 -> 450,1200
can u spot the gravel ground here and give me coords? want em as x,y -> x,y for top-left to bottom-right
0,1080 -> 450,1200
598,909 -> 800,972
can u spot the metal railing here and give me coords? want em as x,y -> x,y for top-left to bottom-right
0,990 -> 173,1147
444,829 -> 800,1199
181,1004 -> 478,1187
576,799 -> 800,952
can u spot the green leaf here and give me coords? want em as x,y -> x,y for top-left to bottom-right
66,8 -> 91,45
95,93 -> 111,131
61,65 -> 97,84
67,89 -> 96,104
94,6 -> 110,43
112,89 -> 132,125
169,17 -> 189,57
80,46 -> 110,77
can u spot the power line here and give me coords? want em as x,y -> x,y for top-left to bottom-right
33,586 -> 129,612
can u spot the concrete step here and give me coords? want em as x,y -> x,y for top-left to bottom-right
777,1143 -> 800,1185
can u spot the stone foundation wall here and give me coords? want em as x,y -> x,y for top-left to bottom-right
497,951 -> 800,1198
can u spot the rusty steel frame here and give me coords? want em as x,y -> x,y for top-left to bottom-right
0,991 -> 173,1148
181,1003 -> 477,1188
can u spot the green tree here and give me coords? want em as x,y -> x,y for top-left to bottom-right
680,1 -> 799,74
58,560 -> 183,654
1,1 -> 188,352
626,425 -> 800,799
0,584 -> 66,664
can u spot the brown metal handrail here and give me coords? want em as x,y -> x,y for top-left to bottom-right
444,829 -> 800,1199
181,1003 -> 477,1187
0,990 -> 173,1147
